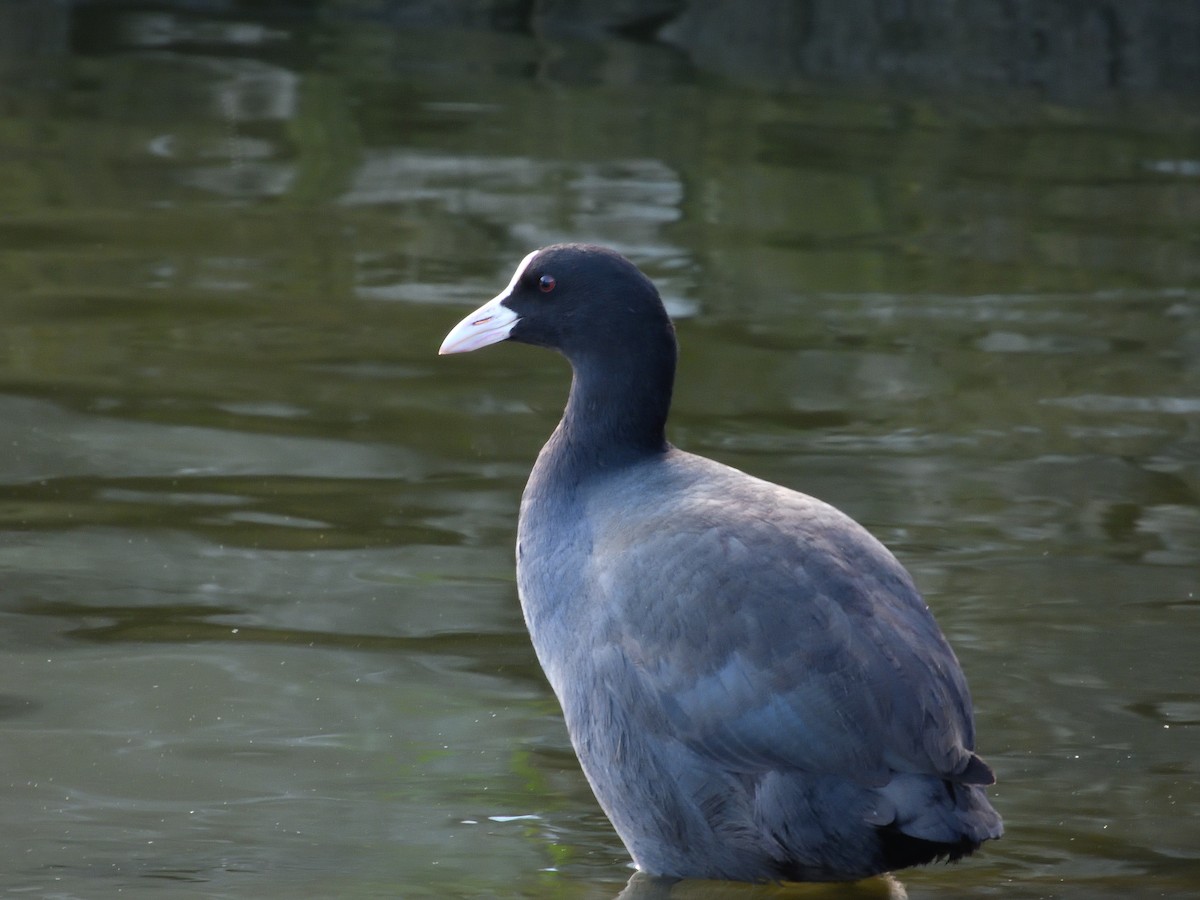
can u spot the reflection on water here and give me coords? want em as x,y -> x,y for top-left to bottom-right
613,870 -> 910,900
1,3 -> 1199,898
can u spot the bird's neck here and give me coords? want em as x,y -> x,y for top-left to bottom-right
541,345 -> 675,480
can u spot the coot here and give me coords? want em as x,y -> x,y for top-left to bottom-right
439,244 -> 1002,882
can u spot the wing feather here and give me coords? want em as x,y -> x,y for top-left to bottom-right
583,453 -> 980,785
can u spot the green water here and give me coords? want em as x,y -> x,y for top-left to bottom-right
1,6 -> 1199,898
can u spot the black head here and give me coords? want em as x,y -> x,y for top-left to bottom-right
440,244 -> 679,461
439,243 -> 676,365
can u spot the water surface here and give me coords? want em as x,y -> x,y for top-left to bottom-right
1,5 -> 1199,898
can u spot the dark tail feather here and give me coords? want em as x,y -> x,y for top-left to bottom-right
877,827 -> 984,871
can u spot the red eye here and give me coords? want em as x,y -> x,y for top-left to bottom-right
538,274 -> 556,293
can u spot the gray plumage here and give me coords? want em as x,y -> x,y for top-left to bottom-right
440,244 -> 1002,882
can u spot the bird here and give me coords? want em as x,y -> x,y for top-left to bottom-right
438,243 -> 1002,883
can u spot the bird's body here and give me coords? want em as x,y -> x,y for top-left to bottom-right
440,244 -> 1002,882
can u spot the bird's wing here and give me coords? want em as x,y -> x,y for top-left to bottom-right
586,467 -> 984,787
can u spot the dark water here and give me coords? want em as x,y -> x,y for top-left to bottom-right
1,5 -> 1199,899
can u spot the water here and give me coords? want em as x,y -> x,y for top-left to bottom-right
1,5 -> 1199,898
